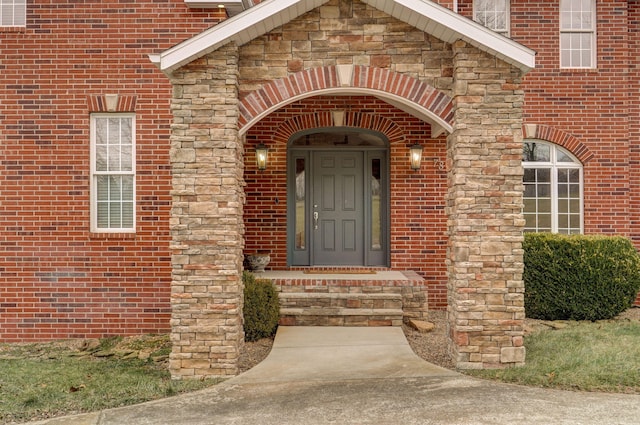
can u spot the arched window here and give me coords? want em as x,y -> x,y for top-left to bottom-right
523,140 -> 583,234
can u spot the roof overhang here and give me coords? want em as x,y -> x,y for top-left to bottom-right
150,0 -> 535,74
184,0 -> 253,17
150,0 -> 330,73
362,0 -> 535,73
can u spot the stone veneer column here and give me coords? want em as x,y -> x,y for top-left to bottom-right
446,41 -> 526,369
167,44 -> 244,379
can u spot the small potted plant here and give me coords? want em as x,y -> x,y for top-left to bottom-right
244,251 -> 270,273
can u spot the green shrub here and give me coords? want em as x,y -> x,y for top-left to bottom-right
243,271 -> 280,341
524,233 -> 640,321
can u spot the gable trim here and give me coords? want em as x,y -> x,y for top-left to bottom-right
150,0 -> 535,74
149,0 -> 329,73
362,0 -> 535,72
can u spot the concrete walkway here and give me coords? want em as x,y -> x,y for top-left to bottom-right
27,327 -> 640,425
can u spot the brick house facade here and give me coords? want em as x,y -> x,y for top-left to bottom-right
1,0 -> 639,378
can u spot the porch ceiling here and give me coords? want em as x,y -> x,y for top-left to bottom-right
149,0 -> 535,74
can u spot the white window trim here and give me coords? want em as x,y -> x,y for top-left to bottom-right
90,113 -> 136,233
473,0 -> 510,37
0,0 -> 26,27
559,0 -> 597,69
523,141 -> 584,234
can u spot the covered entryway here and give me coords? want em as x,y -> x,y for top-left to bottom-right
150,0 -> 535,379
288,129 -> 389,267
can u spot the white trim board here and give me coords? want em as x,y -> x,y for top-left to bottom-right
150,0 -> 535,74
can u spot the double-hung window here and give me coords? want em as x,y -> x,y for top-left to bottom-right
560,0 -> 596,68
90,114 -> 136,233
473,0 -> 510,37
0,0 -> 26,26
523,140 -> 583,234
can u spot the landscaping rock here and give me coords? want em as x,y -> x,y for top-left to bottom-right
542,321 -> 570,330
152,355 -> 169,363
80,339 -> 101,352
408,319 -> 435,333
138,350 -> 152,360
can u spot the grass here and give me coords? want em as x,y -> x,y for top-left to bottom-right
466,320 -> 640,394
0,338 -> 221,424
2,320 -> 639,423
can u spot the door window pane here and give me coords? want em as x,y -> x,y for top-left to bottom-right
295,158 -> 306,250
370,158 -> 382,250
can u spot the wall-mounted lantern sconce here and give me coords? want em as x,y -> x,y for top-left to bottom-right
409,144 -> 423,170
255,143 -> 269,171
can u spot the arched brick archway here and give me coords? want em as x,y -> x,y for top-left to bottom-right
524,124 -> 595,163
270,111 -> 405,145
238,65 -> 454,135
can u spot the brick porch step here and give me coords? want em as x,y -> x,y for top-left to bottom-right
278,292 -> 404,326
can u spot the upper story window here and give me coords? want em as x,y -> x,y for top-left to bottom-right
0,0 -> 26,26
90,114 -> 136,233
523,140 -> 583,234
473,0 -> 510,37
560,0 -> 596,68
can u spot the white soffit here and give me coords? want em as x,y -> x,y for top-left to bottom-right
362,0 -> 535,72
184,0 -> 248,17
150,0 -> 535,74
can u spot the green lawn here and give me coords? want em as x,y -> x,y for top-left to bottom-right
466,320 -> 640,393
2,319 -> 639,423
0,337 -> 220,424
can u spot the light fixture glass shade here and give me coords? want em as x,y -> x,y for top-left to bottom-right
409,144 -> 423,170
255,143 -> 269,170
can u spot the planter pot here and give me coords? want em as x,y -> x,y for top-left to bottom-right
244,253 -> 270,273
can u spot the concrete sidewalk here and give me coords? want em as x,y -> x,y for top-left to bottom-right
27,327 -> 640,425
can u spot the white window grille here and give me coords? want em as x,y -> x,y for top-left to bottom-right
0,0 -> 26,26
473,0 -> 510,36
523,140 -> 583,234
560,0 -> 596,68
90,114 -> 136,233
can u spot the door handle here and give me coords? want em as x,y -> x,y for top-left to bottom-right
313,211 -> 319,230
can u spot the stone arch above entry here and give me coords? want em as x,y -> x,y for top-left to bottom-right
238,65 -> 454,136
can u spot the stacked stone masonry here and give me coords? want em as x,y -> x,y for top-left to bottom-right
168,45 -> 246,379
168,0 -> 527,376
446,41 -> 526,368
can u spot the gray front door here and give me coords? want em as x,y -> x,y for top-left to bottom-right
287,129 -> 389,267
312,151 -> 364,265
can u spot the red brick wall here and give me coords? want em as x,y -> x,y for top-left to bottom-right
2,0 -> 638,343
514,1 -> 631,237
0,1 -> 225,341
243,96 -> 450,308
457,1 -> 632,237
461,0 -> 640,305
629,2 -> 640,305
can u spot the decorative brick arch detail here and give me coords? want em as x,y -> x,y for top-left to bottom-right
239,66 -> 454,134
87,94 -> 137,112
523,124 -> 594,163
271,111 -> 405,145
